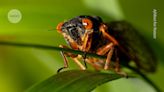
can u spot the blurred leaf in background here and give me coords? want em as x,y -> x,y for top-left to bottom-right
0,0 -> 163,92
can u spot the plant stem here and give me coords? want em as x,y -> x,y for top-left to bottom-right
0,41 -> 105,59
0,41 -> 161,92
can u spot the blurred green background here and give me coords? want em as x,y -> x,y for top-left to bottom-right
0,0 -> 163,92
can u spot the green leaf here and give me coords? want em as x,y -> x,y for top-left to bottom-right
26,70 -> 123,92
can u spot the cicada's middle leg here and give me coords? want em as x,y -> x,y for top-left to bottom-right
58,45 -> 86,73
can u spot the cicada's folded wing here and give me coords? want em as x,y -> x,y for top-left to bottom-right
108,21 -> 157,72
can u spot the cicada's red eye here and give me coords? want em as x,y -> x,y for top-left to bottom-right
56,22 -> 64,32
82,18 -> 93,29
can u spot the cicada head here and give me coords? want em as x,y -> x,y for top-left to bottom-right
56,15 -> 102,51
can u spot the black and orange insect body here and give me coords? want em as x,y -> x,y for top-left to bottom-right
56,15 -> 157,73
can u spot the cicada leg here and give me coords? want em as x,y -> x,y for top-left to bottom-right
114,49 -> 120,72
99,24 -> 124,73
85,58 -> 104,70
58,45 -> 86,73
114,49 -> 128,77
57,50 -> 69,73
104,47 -> 114,70
99,23 -> 118,46
96,43 -> 115,70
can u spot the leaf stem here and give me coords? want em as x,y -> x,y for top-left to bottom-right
0,41 -> 105,59
0,41 -> 161,92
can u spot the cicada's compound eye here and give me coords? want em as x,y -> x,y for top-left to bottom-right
82,18 -> 93,30
56,22 -> 64,33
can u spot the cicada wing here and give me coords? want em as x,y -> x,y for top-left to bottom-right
108,21 -> 157,72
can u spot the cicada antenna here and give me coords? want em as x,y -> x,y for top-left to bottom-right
48,28 -> 58,31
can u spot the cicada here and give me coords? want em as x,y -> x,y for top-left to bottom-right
56,15 -> 157,73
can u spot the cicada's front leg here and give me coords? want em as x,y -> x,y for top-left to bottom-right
58,45 -> 86,73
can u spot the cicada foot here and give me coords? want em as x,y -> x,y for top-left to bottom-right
57,66 -> 67,73
82,51 -> 88,69
58,45 -> 86,73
